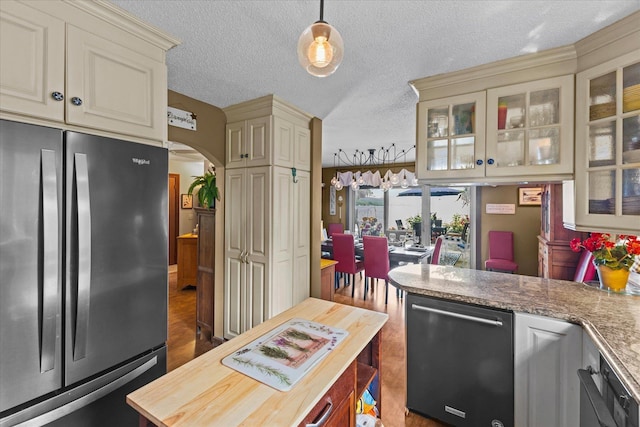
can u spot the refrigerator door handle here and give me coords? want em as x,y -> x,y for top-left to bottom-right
73,153 -> 92,361
6,356 -> 158,427
411,304 -> 504,327
41,149 -> 59,373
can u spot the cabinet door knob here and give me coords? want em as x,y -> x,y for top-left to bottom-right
71,97 -> 83,106
51,92 -> 64,101
487,158 -> 495,165
476,159 -> 484,165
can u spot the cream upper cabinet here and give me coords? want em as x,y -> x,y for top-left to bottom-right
0,1 -> 65,122
486,75 -> 574,178
272,117 -> 311,171
225,117 -> 271,169
573,52 -> 640,233
416,92 -> 486,180
65,25 -> 167,141
0,0 -> 178,143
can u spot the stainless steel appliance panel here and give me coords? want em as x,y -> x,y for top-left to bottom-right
0,121 -> 63,412
64,132 -> 168,385
406,293 -> 514,426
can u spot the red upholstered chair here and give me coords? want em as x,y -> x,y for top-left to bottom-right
363,236 -> 391,303
332,233 -> 364,293
573,250 -> 596,282
327,223 -> 344,239
430,236 -> 444,265
485,231 -> 518,273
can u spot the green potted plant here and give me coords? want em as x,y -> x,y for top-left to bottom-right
407,214 -> 422,239
188,166 -> 220,209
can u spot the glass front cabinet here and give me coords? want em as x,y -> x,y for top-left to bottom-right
416,92 -> 486,180
485,75 -> 574,178
574,52 -> 640,233
416,76 -> 574,182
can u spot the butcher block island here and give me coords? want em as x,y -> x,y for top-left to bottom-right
127,298 -> 388,426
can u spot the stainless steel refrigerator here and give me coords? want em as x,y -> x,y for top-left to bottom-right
0,120 -> 168,426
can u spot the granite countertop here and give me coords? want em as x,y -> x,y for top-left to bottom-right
388,264 -> 640,403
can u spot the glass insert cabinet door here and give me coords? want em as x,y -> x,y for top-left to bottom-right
485,75 -> 574,178
575,53 -> 640,232
416,91 -> 486,180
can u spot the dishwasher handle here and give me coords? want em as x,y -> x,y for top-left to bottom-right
411,304 -> 503,327
577,368 -> 617,427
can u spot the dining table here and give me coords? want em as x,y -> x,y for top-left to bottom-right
321,239 -> 432,268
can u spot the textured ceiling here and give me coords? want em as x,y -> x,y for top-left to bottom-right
111,0 -> 640,166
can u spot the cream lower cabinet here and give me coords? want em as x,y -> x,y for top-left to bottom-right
514,312 -> 582,427
0,0 -> 176,142
224,167 -> 270,339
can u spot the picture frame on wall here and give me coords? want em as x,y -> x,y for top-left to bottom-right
181,194 -> 193,209
518,187 -> 543,206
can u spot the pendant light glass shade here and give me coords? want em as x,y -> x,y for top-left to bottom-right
298,1 -> 343,77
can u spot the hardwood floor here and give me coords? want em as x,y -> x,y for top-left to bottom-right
166,266 -> 444,427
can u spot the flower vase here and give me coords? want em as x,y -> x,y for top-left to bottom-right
596,265 -> 630,292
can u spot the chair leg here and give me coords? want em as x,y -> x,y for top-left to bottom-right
384,280 -> 388,305
351,275 -> 355,298
363,276 -> 368,301
335,272 -> 339,289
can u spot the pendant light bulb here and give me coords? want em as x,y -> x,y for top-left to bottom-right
297,1 -> 343,77
335,180 -> 343,191
401,178 -> 409,189
330,175 -> 337,185
390,173 -> 400,186
357,175 -> 365,185
411,177 -> 419,186
351,178 -> 359,191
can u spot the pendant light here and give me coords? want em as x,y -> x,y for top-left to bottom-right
297,0 -> 344,77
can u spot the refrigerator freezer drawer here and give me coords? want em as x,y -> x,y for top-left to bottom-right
0,347 -> 166,427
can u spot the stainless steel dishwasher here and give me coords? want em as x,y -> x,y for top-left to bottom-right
406,294 -> 514,426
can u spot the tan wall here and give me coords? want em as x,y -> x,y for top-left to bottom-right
479,185 -> 541,276
167,90 -> 226,339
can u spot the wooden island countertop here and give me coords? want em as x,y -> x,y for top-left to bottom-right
127,298 -> 388,426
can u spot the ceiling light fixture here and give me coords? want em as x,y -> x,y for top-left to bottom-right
297,0 -> 344,77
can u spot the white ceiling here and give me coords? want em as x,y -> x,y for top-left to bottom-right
111,0 -> 640,167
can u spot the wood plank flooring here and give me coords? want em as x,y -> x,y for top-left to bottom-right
166,267 -> 444,427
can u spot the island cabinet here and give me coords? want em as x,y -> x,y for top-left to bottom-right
223,95 -> 312,340
0,0 -> 178,143
514,312 -> 582,427
412,46 -> 577,185
127,298 -> 388,427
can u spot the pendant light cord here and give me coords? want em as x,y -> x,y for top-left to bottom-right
319,0 -> 324,21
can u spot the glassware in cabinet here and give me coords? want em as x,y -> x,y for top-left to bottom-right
486,75 -> 574,178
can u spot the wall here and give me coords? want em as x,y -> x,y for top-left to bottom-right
479,185 -> 541,276
169,158 -> 204,235
167,90 -> 226,339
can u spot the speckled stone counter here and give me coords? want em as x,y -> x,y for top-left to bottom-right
388,264 -> 640,403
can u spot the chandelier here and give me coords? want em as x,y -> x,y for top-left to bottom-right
329,144 -> 418,192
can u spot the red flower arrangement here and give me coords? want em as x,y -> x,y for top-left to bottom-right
570,233 -> 640,270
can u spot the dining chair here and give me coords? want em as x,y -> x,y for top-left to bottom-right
430,236 -> 444,265
363,236 -> 391,303
332,233 -> 365,293
327,223 -> 344,239
485,231 -> 518,273
573,250 -> 596,282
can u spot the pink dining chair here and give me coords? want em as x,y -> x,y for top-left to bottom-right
485,231 -> 518,273
332,233 -> 364,292
430,236 -> 444,265
363,236 -> 391,303
327,223 -> 344,239
573,250 -> 597,282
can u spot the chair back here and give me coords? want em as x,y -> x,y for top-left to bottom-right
573,250 -> 596,282
431,236 -> 444,264
488,231 -> 514,261
363,236 -> 390,280
327,223 -> 344,238
332,233 -> 358,274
